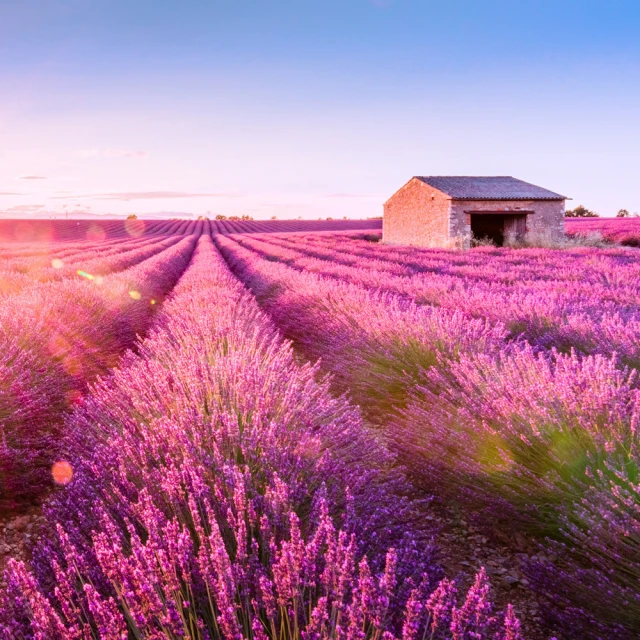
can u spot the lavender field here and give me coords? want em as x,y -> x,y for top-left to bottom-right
566,217 -> 640,246
1,219 -> 639,639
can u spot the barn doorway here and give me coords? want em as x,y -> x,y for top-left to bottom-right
469,213 -> 527,246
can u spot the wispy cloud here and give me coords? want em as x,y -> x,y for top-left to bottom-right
51,191 -> 235,201
0,191 -> 25,195
17,175 -> 47,180
0,208 -> 128,220
77,149 -> 149,159
322,192 -> 382,199
2,204 -> 45,213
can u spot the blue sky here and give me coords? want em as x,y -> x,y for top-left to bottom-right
1,0 -> 639,218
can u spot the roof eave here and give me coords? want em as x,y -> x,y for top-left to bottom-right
450,196 -> 567,201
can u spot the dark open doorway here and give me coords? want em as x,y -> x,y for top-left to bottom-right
470,213 -> 527,246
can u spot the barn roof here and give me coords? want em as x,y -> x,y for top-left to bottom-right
415,176 -> 566,200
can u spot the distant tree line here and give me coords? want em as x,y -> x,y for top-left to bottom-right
213,214 -> 254,221
565,205 -> 639,218
565,205 -> 599,218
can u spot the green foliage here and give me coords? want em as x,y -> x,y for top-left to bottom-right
565,205 -> 599,218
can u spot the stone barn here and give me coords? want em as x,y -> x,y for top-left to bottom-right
383,176 -> 567,248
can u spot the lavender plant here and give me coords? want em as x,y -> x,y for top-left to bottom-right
0,232 -> 199,508
1,236 -> 520,639
215,232 -> 640,637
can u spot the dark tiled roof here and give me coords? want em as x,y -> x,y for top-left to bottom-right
415,176 -> 566,200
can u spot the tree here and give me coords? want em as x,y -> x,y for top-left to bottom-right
617,209 -> 630,218
271,216 -> 277,220
565,205 -> 599,218
215,214 -> 227,220
126,214 -> 138,220
241,215 -> 254,221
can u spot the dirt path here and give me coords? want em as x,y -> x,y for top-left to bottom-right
0,504 -> 46,588
428,499 -> 558,639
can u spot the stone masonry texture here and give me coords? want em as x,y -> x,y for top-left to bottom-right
383,178 -> 566,249
383,178 -> 451,247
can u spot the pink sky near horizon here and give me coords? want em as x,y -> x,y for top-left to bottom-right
0,139 -> 386,220
2,1 -> 639,220
0,112 -> 388,220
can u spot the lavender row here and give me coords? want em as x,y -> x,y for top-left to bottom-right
257,230 -> 640,294
260,230 -> 640,284
566,217 -> 640,246
0,218 -> 191,243
248,230 -> 640,304
0,232 -> 164,262
0,235 -> 166,294
216,234 -> 640,638
209,219 -> 382,236
0,234 -> 185,297
0,218 -> 383,243
1,234 -> 521,639
0,233 -> 199,508
233,232 -> 640,368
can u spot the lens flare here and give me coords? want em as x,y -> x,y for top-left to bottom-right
125,218 -> 146,237
77,270 -> 94,280
52,461 -> 73,486
86,224 -> 106,242
51,258 -> 64,269
129,290 -> 141,300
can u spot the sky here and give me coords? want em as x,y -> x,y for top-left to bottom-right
1,0 -> 639,220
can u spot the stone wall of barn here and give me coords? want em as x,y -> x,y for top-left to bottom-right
450,199 -> 566,248
383,178 -> 452,247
